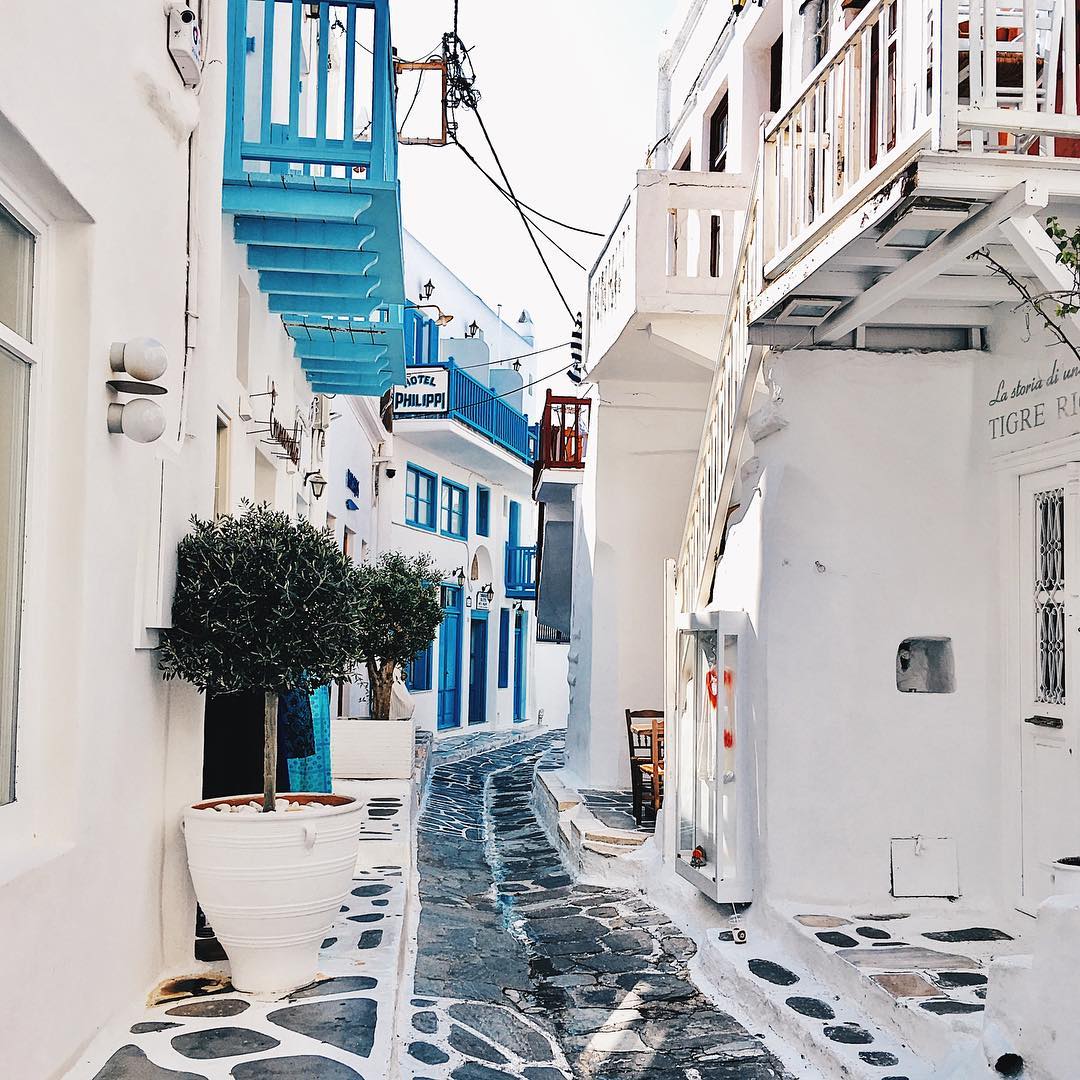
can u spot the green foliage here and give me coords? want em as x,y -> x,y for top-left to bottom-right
1045,216 -> 1080,316
158,502 -> 368,695
354,551 -> 443,670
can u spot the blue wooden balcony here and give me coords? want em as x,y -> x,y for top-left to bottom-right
224,0 -> 405,395
394,360 -> 539,466
505,544 -> 537,601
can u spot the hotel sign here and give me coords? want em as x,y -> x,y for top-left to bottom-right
393,367 -> 449,416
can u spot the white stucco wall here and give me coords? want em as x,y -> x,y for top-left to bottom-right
735,347 -> 998,906
567,380 -> 705,790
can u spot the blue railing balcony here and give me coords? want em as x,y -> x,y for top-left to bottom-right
448,362 -> 536,464
394,360 -> 536,466
505,544 -> 537,601
223,0 -> 405,396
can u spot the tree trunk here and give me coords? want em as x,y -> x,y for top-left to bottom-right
262,690 -> 278,812
368,659 -> 397,720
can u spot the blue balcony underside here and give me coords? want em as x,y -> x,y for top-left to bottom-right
223,0 -> 404,398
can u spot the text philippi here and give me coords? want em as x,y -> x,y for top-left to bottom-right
988,358 -> 1080,441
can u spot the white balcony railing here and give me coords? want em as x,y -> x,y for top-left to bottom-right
764,0 -> 1079,275
587,170 -> 751,363
677,172 -> 766,608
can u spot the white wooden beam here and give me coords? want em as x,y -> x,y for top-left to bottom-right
813,181 -> 1048,343
1001,214 -> 1080,336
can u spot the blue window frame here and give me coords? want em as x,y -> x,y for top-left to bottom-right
498,608 -> 511,688
440,479 -> 468,540
405,464 -> 437,531
405,642 -> 433,692
426,319 -> 440,363
476,485 -> 491,537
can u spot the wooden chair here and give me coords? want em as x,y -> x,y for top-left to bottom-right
625,709 -> 665,824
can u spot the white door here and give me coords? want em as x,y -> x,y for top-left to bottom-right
1019,465 -> 1080,910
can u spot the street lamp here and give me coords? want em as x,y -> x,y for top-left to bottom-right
481,583 -> 495,604
305,470 -> 327,499
466,319 -> 480,338
454,567 -> 467,589
421,279 -> 435,300
406,303 -> 454,326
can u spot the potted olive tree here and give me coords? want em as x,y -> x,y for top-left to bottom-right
159,503 -> 368,994
333,551 -> 442,780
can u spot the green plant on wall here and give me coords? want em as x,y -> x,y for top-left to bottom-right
971,217 -> 1080,360
355,551 -> 443,720
158,502 -> 368,811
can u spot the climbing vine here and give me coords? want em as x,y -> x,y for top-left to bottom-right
970,217 -> 1080,364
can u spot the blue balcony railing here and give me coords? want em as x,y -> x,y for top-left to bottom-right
505,544 -> 537,600
223,0 -> 405,396
448,362 -> 535,463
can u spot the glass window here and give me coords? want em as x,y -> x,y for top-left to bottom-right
405,465 -> 436,530
708,95 -> 729,173
0,346 -> 30,805
476,486 -> 490,537
0,204 -> 33,339
440,479 -> 467,540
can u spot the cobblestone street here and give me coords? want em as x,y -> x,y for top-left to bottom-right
402,733 -> 793,1080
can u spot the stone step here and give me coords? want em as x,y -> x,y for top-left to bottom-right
696,927 -> 924,1080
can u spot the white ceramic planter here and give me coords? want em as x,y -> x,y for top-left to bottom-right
1050,859 -> 1080,896
183,793 -> 364,995
332,716 -> 414,780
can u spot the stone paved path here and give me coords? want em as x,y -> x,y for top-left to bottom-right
402,733 -> 794,1080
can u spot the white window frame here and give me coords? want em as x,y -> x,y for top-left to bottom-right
0,170 -> 55,868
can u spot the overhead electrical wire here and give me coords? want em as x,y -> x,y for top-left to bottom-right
485,359 -> 577,402
398,68 -> 426,136
468,105 -> 575,319
452,339 -> 571,373
454,141 -> 588,271
453,141 -> 604,238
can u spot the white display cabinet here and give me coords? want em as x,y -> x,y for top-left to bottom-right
673,610 -> 754,903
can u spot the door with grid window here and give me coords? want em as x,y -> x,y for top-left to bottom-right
1019,466 -> 1080,909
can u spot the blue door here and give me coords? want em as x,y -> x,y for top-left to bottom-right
467,614 -> 488,726
437,585 -> 463,730
513,609 -> 528,723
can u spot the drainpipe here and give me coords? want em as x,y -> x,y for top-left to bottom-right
800,0 -> 825,77
654,50 -> 673,169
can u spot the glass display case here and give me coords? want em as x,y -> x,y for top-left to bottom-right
673,610 -> 753,903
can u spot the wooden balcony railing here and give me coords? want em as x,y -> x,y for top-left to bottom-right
763,0 -> 1080,276
532,392 -> 591,488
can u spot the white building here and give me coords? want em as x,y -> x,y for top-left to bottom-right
322,232 -> 568,737
0,2 -> 408,1074
558,0 -> 1080,1075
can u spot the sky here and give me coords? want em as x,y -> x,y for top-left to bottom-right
390,1 -> 677,359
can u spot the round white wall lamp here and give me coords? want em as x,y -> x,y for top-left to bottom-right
107,398 -> 167,443
110,337 -> 169,382
107,337 -> 169,442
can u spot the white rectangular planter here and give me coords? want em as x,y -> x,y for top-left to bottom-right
332,716 -> 415,780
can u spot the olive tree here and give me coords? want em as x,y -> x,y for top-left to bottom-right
158,503 -> 368,810
355,551 -> 443,719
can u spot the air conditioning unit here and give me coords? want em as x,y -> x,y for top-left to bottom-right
168,6 -> 203,88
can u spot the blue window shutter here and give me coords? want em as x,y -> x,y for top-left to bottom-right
498,608 -> 510,688
476,486 -> 490,536
509,500 -> 520,547
404,310 -> 416,362
427,319 -> 439,363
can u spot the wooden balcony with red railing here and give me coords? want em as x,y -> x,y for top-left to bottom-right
532,392 -> 591,496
